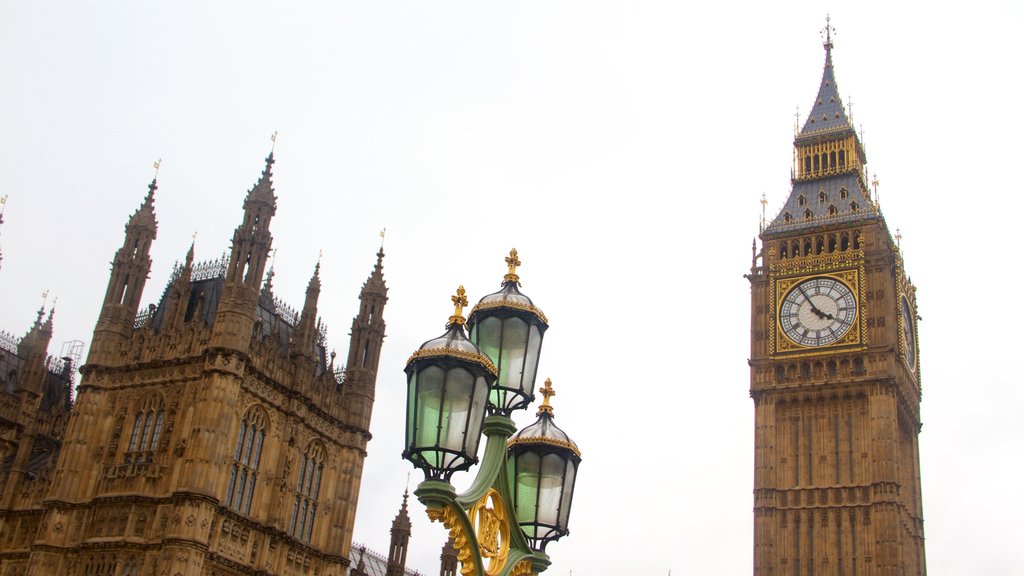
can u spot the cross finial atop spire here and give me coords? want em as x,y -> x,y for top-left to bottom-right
449,286 -> 468,326
537,377 -> 556,416
504,248 -> 521,285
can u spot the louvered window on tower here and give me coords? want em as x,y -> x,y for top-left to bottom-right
227,407 -> 267,515
289,441 -> 325,542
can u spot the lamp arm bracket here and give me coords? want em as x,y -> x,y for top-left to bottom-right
456,415 -> 516,506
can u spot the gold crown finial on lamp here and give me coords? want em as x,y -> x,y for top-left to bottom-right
537,378 -> 555,415
449,286 -> 468,326
504,248 -> 521,284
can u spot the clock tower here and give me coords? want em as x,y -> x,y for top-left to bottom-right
747,25 -> 926,575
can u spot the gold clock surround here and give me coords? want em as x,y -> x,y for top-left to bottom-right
773,268 -> 863,355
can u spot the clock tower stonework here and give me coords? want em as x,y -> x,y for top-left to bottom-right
747,29 -> 926,575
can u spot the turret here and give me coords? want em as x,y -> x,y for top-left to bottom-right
386,490 -> 412,576
211,153 -> 277,350
439,538 -> 457,576
346,249 -> 387,372
15,306 -> 54,397
1,306 -> 55,506
90,180 -> 157,362
341,249 -> 387,431
294,261 -> 322,355
162,241 -> 196,331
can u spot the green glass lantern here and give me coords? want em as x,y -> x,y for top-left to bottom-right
467,249 -> 549,416
507,379 -> 581,552
404,287 -> 497,482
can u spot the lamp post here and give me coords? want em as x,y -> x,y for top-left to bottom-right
403,250 -> 581,576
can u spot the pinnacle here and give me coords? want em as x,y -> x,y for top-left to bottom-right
128,179 -> 159,232
246,151 -> 277,206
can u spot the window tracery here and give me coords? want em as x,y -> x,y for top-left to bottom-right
289,440 -> 326,542
227,406 -> 267,515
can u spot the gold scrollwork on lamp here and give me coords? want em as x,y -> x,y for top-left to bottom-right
426,505 -> 477,576
509,559 -> 534,576
470,489 -> 511,576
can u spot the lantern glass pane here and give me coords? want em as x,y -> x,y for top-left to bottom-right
439,367 -> 475,457
466,374 -> 487,455
514,451 -> 541,531
558,459 -> 577,528
498,317 -> 528,391
537,453 -> 567,529
522,324 -> 542,397
413,365 -> 445,468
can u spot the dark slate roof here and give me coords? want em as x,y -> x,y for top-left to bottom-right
798,42 -> 853,141
763,173 -> 877,237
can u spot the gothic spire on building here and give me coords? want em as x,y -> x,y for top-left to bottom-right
295,260 -> 322,353
386,489 -> 412,576
90,178 -> 158,361
763,21 -> 875,238
346,248 -> 387,373
225,152 -> 277,289
439,538 -> 458,576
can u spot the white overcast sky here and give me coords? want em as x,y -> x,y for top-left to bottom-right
2,2 -> 1022,575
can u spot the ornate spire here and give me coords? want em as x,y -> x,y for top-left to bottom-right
762,21 -> 874,238
386,489 -> 412,576
246,151 -> 277,206
799,15 -> 850,137
127,178 -> 159,234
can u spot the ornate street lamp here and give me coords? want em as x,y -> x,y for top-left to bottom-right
403,251 -> 580,576
467,249 -> 549,415
404,286 -> 497,482
507,379 -> 581,552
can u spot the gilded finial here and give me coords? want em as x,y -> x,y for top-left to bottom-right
537,378 -> 556,415
270,131 -> 278,153
504,248 -> 521,285
379,227 -> 386,249
871,173 -> 879,205
1,194 -> 9,215
895,228 -> 902,248
153,158 -> 162,180
449,286 -> 468,326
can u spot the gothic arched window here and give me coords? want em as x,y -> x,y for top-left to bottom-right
227,406 -> 267,515
290,441 -> 326,542
126,393 -> 165,462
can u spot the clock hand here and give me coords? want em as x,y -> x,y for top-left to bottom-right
797,284 -> 828,319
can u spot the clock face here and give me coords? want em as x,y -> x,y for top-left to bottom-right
901,296 -> 916,369
779,277 -> 857,347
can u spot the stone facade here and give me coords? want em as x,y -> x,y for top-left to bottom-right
0,152 -> 388,576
